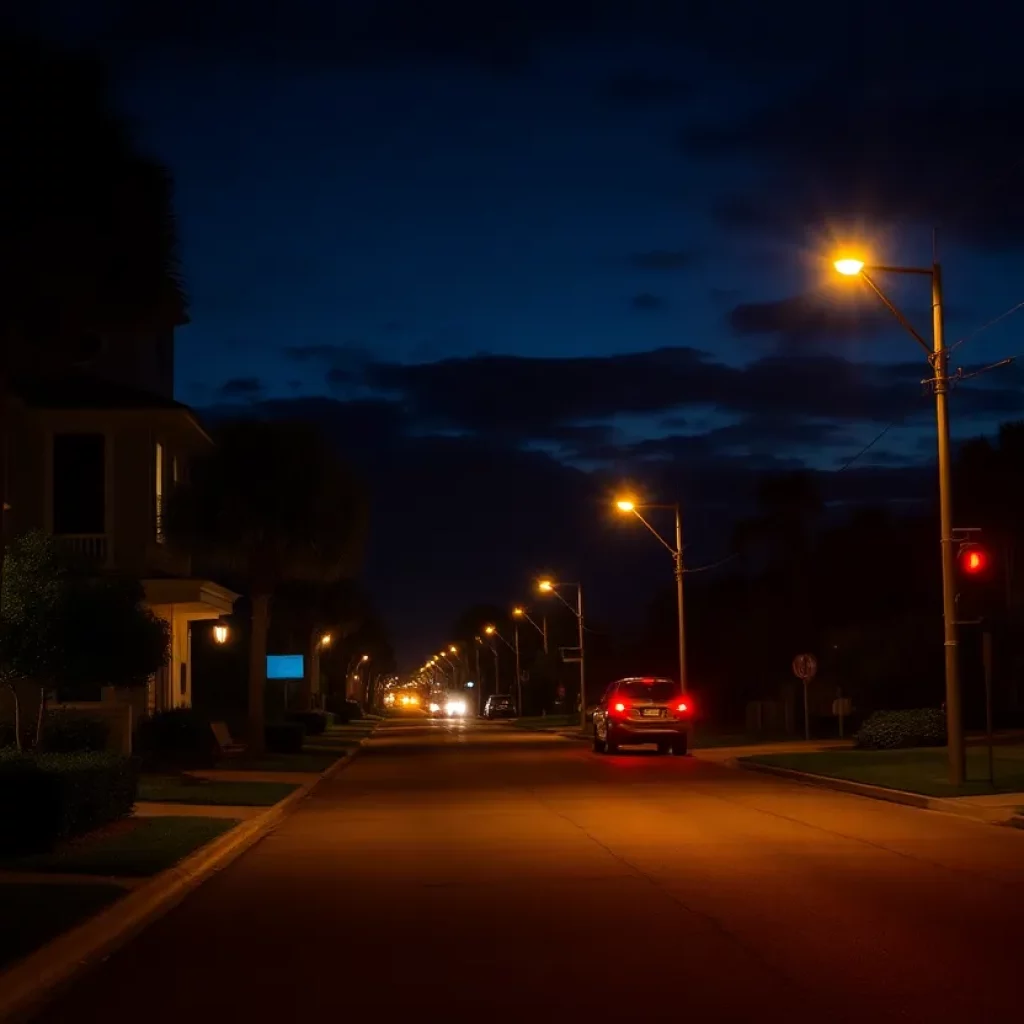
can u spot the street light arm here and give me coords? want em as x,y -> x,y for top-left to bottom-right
549,587 -> 580,618
520,611 -> 545,639
631,509 -> 678,557
490,630 -> 515,653
861,271 -> 932,356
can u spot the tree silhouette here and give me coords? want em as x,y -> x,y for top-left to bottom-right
164,419 -> 365,751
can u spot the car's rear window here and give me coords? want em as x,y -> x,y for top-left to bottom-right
618,681 -> 681,701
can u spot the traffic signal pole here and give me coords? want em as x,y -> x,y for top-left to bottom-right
932,263 -> 966,786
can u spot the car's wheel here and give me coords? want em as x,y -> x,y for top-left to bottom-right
605,730 -> 620,755
672,736 -> 689,756
593,728 -> 606,754
657,742 -> 670,756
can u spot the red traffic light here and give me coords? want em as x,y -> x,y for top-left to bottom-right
958,543 -> 989,575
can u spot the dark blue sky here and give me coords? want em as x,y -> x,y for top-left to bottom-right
17,1 -> 1024,663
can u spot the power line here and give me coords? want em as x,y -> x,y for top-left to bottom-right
948,299 -> 1024,356
838,421 -> 896,472
684,552 -> 739,574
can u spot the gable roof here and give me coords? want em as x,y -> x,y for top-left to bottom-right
12,373 -> 186,411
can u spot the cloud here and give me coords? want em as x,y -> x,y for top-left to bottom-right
600,72 -> 689,108
686,70 -> 1024,249
631,292 -> 667,312
728,291 -> 894,349
630,250 -> 694,271
352,347 -> 1024,444
218,377 -> 263,398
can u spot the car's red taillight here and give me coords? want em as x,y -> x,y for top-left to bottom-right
613,702 -> 627,713
676,700 -> 691,714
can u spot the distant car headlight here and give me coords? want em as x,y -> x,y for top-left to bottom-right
428,702 -> 440,713
445,700 -> 466,717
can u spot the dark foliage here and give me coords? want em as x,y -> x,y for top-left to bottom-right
264,722 -> 304,754
855,709 -> 947,750
286,711 -> 328,736
136,709 -> 218,769
0,749 -> 137,854
39,712 -> 110,753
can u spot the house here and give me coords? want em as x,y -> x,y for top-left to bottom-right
4,334 -> 237,728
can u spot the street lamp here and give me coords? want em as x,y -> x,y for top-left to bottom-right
319,632 -> 332,648
212,623 -> 229,644
833,251 -> 963,784
614,497 -> 687,693
483,624 -> 520,711
536,578 -> 586,730
512,605 -> 548,653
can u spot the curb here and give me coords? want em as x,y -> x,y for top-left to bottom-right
733,758 -> 936,809
0,732 -> 374,1024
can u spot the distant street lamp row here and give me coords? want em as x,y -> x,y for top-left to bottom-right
412,497 -> 691,731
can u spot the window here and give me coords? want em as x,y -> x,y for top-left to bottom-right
155,441 -> 165,543
52,434 -> 105,534
618,680 -> 682,701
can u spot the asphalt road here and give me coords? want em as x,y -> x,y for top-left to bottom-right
32,719 -> 1024,1023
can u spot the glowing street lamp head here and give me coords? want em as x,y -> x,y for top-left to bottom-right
449,645 -> 458,654
834,258 -> 865,276
512,606 -> 524,618
615,499 -> 635,512
319,632 -> 332,647
537,579 -> 554,593
483,624 -> 496,636
360,654 -> 370,663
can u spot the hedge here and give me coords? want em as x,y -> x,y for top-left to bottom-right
0,749 -> 138,854
285,711 -> 328,736
265,722 -> 304,754
40,712 -> 111,753
854,708 -> 947,750
136,709 -> 218,769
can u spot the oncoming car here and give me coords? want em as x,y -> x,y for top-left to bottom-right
591,677 -> 693,755
444,696 -> 468,718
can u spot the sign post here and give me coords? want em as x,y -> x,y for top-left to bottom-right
792,653 -> 818,741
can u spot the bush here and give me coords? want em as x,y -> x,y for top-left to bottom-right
136,708 -> 218,768
855,708 -> 947,750
264,722 -> 304,754
0,749 -> 137,854
0,720 -> 15,749
40,711 -> 110,753
285,711 -> 328,736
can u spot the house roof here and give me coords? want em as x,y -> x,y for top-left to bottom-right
13,373 -> 187,411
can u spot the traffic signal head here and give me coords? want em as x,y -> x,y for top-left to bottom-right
958,543 -> 989,576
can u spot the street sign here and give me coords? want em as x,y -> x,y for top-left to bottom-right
792,653 -> 818,681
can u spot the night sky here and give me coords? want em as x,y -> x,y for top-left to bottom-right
15,1 -> 1024,664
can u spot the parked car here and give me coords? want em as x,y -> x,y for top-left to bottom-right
483,694 -> 516,719
591,677 -> 692,755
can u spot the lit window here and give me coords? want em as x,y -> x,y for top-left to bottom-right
155,442 -> 165,543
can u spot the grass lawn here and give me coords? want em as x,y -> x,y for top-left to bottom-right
0,883 -> 125,969
230,750 -> 344,773
0,817 -> 239,878
744,745 -> 1024,797
139,776 -> 299,806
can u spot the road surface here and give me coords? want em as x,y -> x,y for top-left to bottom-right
33,719 -> 1024,1022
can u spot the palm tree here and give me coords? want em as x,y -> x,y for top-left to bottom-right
165,419 -> 366,751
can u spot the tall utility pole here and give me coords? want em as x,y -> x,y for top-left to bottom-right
931,262 -> 965,785
576,586 -> 586,730
834,253 -> 964,784
674,503 -> 687,693
513,622 -> 522,715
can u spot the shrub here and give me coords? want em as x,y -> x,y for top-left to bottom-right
40,711 -> 110,753
136,708 -> 218,769
264,722 -> 304,754
286,711 -> 328,736
855,708 -> 947,750
0,749 -> 137,854
0,720 -> 15,749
